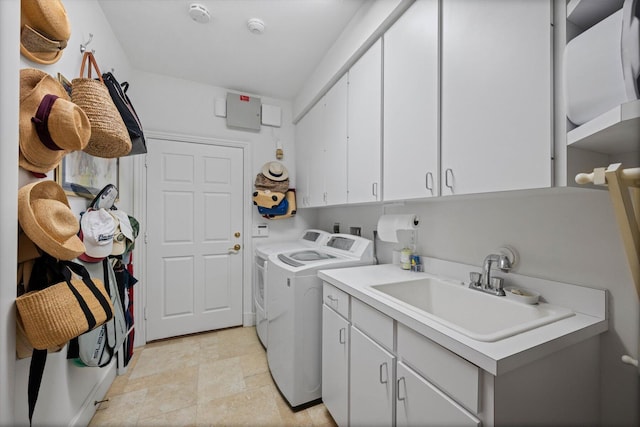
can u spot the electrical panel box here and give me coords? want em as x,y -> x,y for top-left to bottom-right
226,93 -> 261,131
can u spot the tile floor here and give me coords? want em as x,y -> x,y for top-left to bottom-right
89,326 -> 337,427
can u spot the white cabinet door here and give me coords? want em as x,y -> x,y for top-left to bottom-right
383,0 -> 440,201
396,362 -> 480,427
306,99 -> 326,207
441,0 -> 552,196
350,326 -> 395,426
295,103 -> 313,207
324,74 -> 349,206
322,305 -> 349,427
348,39 -> 382,204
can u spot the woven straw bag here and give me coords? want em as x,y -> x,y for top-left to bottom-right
16,257 -> 114,350
71,52 -> 131,158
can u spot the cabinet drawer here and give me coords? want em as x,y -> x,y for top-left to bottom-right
351,298 -> 393,351
323,282 -> 349,319
397,323 -> 479,413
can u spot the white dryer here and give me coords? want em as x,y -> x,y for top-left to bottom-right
266,234 -> 374,407
253,229 -> 330,347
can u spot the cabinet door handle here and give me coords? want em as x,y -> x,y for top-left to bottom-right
339,327 -> 346,344
397,377 -> 406,401
379,362 -> 388,384
372,182 -> 378,197
445,168 -> 454,190
425,172 -> 434,193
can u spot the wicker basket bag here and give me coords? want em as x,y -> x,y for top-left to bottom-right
15,257 -> 114,350
71,52 -> 131,158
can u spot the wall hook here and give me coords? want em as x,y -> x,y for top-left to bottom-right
80,33 -> 94,54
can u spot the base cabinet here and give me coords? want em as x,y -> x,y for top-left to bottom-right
322,305 -> 349,427
396,361 -> 480,427
349,327 -> 395,426
321,281 -> 600,427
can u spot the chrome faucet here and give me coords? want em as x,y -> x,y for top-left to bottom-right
469,252 -> 514,296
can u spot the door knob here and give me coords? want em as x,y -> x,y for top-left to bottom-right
228,244 -> 241,252
234,232 -> 241,238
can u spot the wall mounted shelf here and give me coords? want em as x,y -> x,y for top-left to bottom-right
567,0 -> 623,30
567,99 -> 640,155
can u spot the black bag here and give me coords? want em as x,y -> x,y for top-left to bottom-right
102,71 -> 147,156
67,258 -> 127,368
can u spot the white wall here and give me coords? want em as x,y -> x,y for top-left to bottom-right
312,187 -> 640,426
128,70 -> 318,327
4,0 -> 136,425
0,1 -> 21,424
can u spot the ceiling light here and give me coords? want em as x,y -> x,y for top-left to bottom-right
189,3 -> 211,24
247,18 -> 265,35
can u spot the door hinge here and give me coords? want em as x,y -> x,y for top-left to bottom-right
144,154 -> 148,168
144,233 -> 148,244
144,307 -> 147,320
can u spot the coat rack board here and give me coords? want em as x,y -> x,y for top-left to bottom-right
576,163 -> 640,373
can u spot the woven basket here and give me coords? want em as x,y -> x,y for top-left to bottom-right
16,273 -> 113,350
71,52 -> 131,158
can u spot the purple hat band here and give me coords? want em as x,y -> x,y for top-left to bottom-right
31,94 -> 63,151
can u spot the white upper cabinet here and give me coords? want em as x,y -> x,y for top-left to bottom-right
323,74 -> 349,206
383,0 -> 440,201
348,39 -> 382,204
297,0 -> 555,205
294,101 -> 313,207
295,99 -> 324,207
440,0 -> 553,196
295,75 -> 348,207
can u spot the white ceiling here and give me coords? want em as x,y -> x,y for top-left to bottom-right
97,0 -> 365,100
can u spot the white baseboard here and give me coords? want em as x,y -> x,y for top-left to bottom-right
243,312 -> 256,327
68,361 -> 117,427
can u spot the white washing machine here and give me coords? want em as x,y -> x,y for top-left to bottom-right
254,229 -> 330,348
266,234 -> 374,408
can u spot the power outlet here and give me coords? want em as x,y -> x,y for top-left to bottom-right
349,226 -> 362,236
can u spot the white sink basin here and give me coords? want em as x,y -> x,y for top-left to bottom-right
371,278 -> 575,342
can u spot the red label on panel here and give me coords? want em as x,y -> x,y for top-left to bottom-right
240,95 -> 250,102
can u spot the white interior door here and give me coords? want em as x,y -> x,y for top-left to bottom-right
146,138 -> 244,341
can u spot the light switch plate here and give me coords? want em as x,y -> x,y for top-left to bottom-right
253,223 -> 269,237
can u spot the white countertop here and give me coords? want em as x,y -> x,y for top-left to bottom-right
318,262 -> 608,376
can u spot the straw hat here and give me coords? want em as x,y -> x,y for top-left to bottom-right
19,69 -> 91,173
254,173 -> 289,193
262,161 -> 289,182
18,180 -> 85,261
20,0 -> 71,65
18,230 -> 41,264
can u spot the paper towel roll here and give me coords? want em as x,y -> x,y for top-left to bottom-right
377,214 -> 419,243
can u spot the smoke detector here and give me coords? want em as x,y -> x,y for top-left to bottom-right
189,3 -> 211,24
247,18 -> 265,35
